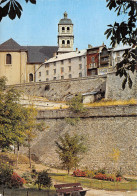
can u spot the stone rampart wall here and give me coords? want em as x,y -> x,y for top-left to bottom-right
22,105 -> 137,175
105,70 -> 137,100
11,76 -> 106,101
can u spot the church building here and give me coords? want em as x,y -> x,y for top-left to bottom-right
0,39 -> 58,85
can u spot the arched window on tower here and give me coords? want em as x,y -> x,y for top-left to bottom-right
29,73 -> 33,82
67,40 -> 70,46
67,27 -> 70,31
62,27 -> 65,32
6,54 -> 12,64
62,40 -> 65,46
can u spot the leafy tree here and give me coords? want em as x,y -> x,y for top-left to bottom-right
0,77 -> 45,168
24,108 -> 46,168
55,133 -> 86,174
0,0 -> 36,21
105,0 -> 136,89
67,94 -> 86,113
35,170 -> 52,190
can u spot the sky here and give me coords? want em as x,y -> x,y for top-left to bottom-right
0,0 -> 125,50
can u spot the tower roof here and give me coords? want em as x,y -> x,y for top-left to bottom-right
59,12 -> 73,25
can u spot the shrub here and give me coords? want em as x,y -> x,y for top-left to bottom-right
10,172 -> 26,188
0,163 -> 13,186
22,172 -> 32,184
97,168 -> 106,174
84,170 -> 95,178
73,169 -> 86,177
35,170 -> 52,190
93,173 -> 122,182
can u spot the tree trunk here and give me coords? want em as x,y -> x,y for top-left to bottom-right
28,140 -> 31,168
16,143 -> 19,168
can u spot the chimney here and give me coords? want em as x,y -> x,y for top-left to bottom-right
53,52 -> 56,57
88,44 -> 92,49
76,48 -> 78,52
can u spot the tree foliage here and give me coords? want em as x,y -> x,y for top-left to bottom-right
67,94 -> 86,113
35,170 -> 52,190
105,0 -> 137,89
55,133 -> 86,174
0,77 -> 27,149
0,0 -> 36,21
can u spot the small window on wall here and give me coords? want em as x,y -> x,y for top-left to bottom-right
39,72 -> 41,77
67,27 -> 70,31
6,54 -> 12,64
61,76 -> 64,80
69,74 -> 72,78
91,57 -> 95,62
29,73 -> 33,82
79,72 -> 82,77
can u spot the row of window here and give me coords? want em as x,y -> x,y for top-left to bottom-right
62,27 -> 70,31
39,72 -> 82,82
62,40 -> 70,45
45,57 -> 82,68
41,64 -> 83,76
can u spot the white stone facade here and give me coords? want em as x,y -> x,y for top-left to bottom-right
36,50 -> 87,82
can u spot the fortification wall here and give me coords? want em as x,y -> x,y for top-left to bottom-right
22,105 -> 137,175
12,76 -> 106,101
105,70 -> 137,100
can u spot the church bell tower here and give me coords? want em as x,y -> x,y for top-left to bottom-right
57,12 -> 74,54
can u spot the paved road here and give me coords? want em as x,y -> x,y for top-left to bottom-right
86,189 -> 137,196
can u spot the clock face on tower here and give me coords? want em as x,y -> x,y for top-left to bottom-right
58,12 -> 74,54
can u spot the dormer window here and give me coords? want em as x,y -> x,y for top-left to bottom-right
6,54 -> 12,64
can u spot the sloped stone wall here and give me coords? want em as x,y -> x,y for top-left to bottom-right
11,76 -> 106,101
22,105 -> 137,175
105,70 -> 137,100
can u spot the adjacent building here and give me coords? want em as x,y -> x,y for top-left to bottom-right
0,38 -> 58,85
36,49 -> 87,82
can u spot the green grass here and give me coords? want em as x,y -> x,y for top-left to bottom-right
50,173 -> 137,191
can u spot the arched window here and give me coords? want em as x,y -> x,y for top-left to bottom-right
67,40 -> 70,45
62,40 -> 65,45
29,73 -> 33,82
6,54 -> 12,64
67,27 -> 70,31
62,27 -> 65,31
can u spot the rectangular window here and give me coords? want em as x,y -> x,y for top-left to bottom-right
53,77 -> 56,80
39,72 -> 41,76
46,78 -> 49,81
69,74 -> 72,78
54,62 -> 56,66
79,72 -> 82,77
69,66 -> 71,72
61,60 -> 64,64
53,69 -> 56,74
68,59 -> 71,63
61,67 -> 64,73
79,56 -> 82,61
46,70 -> 49,75
79,64 -> 82,69
61,76 -> 64,80
45,63 -> 49,68
91,57 -> 95,62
